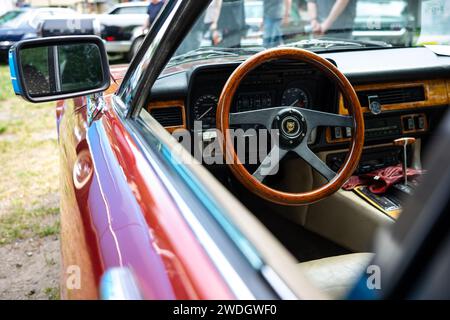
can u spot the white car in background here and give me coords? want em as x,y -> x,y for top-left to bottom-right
98,1 -> 149,60
353,0 -> 415,46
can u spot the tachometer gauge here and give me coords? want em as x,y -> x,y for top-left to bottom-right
281,88 -> 310,108
193,94 -> 218,126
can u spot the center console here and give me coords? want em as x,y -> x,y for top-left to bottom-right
326,141 -> 421,219
327,113 -> 429,144
327,146 -> 410,175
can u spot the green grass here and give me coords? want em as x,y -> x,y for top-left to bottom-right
44,287 -> 60,300
0,64 -> 14,101
0,206 -> 59,245
0,65 -> 60,244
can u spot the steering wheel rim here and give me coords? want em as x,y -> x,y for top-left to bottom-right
216,48 -> 365,206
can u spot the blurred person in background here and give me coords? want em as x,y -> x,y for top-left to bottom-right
214,0 -> 246,48
262,0 -> 292,48
143,0 -> 165,31
307,0 -> 356,39
204,0 -> 223,46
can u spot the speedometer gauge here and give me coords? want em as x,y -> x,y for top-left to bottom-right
193,94 -> 218,127
281,88 -> 310,108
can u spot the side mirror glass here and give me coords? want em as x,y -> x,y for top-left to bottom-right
9,36 -> 110,102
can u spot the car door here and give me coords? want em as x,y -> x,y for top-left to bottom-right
54,1 -> 250,299
56,58 -> 248,299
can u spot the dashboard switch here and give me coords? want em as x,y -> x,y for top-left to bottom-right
403,116 -> 415,131
334,127 -> 343,139
345,127 -> 352,138
417,116 -> 426,130
407,117 -> 415,130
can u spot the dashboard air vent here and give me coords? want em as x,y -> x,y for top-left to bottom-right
150,106 -> 183,127
357,86 -> 425,107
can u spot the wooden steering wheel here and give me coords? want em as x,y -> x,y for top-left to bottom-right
216,48 -> 364,206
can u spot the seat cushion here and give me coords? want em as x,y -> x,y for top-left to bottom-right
297,253 -> 374,299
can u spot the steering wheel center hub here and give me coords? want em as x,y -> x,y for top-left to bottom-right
274,108 -> 307,146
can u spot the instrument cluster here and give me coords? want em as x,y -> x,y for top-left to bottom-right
189,63 -> 337,131
192,86 -> 312,129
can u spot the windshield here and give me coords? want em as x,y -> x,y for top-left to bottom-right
2,10 -> 30,28
0,10 -> 24,26
169,0 -> 450,66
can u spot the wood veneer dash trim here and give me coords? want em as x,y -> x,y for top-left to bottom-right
147,100 -> 186,133
339,79 -> 449,115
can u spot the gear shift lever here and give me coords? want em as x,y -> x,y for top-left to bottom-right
394,137 -> 416,186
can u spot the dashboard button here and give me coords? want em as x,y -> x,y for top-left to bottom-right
403,116 -> 415,131
417,116 -> 426,129
407,117 -> 415,130
345,127 -> 352,138
334,127 -> 343,139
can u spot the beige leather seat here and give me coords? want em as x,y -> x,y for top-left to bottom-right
297,253 -> 374,299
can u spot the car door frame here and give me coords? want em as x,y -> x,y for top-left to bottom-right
71,0 -> 307,300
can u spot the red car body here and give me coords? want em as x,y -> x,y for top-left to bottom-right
57,67 -> 237,299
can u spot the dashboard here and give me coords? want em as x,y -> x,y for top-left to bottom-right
143,47 -> 450,218
147,48 -> 450,163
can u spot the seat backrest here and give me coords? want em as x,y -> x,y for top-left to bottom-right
349,109 -> 450,299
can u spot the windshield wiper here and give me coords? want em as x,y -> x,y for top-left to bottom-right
168,46 -> 264,66
284,38 -> 392,51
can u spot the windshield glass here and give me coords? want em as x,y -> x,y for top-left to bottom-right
2,10 -> 30,28
0,10 -> 24,26
169,0 -> 450,66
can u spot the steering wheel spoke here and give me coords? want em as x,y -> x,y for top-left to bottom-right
252,145 -> 288,182
295,107 -> 354,129
294,143 -> 336,181
229,107 -> 283,128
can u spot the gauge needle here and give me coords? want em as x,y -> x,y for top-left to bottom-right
290,99 -> 299,106
198,107 -> 213,120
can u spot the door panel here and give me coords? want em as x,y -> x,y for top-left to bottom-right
90,104 -> 234,299
87,120 -> 176,299
58,93 -> 233,299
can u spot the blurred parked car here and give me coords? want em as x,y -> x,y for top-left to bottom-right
0,7 -> 76,60
353,0 -> 415,46
98,1 -> 148,61
38,17 -> 101,38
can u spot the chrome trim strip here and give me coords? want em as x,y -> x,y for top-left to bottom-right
100,267 -> 143,300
